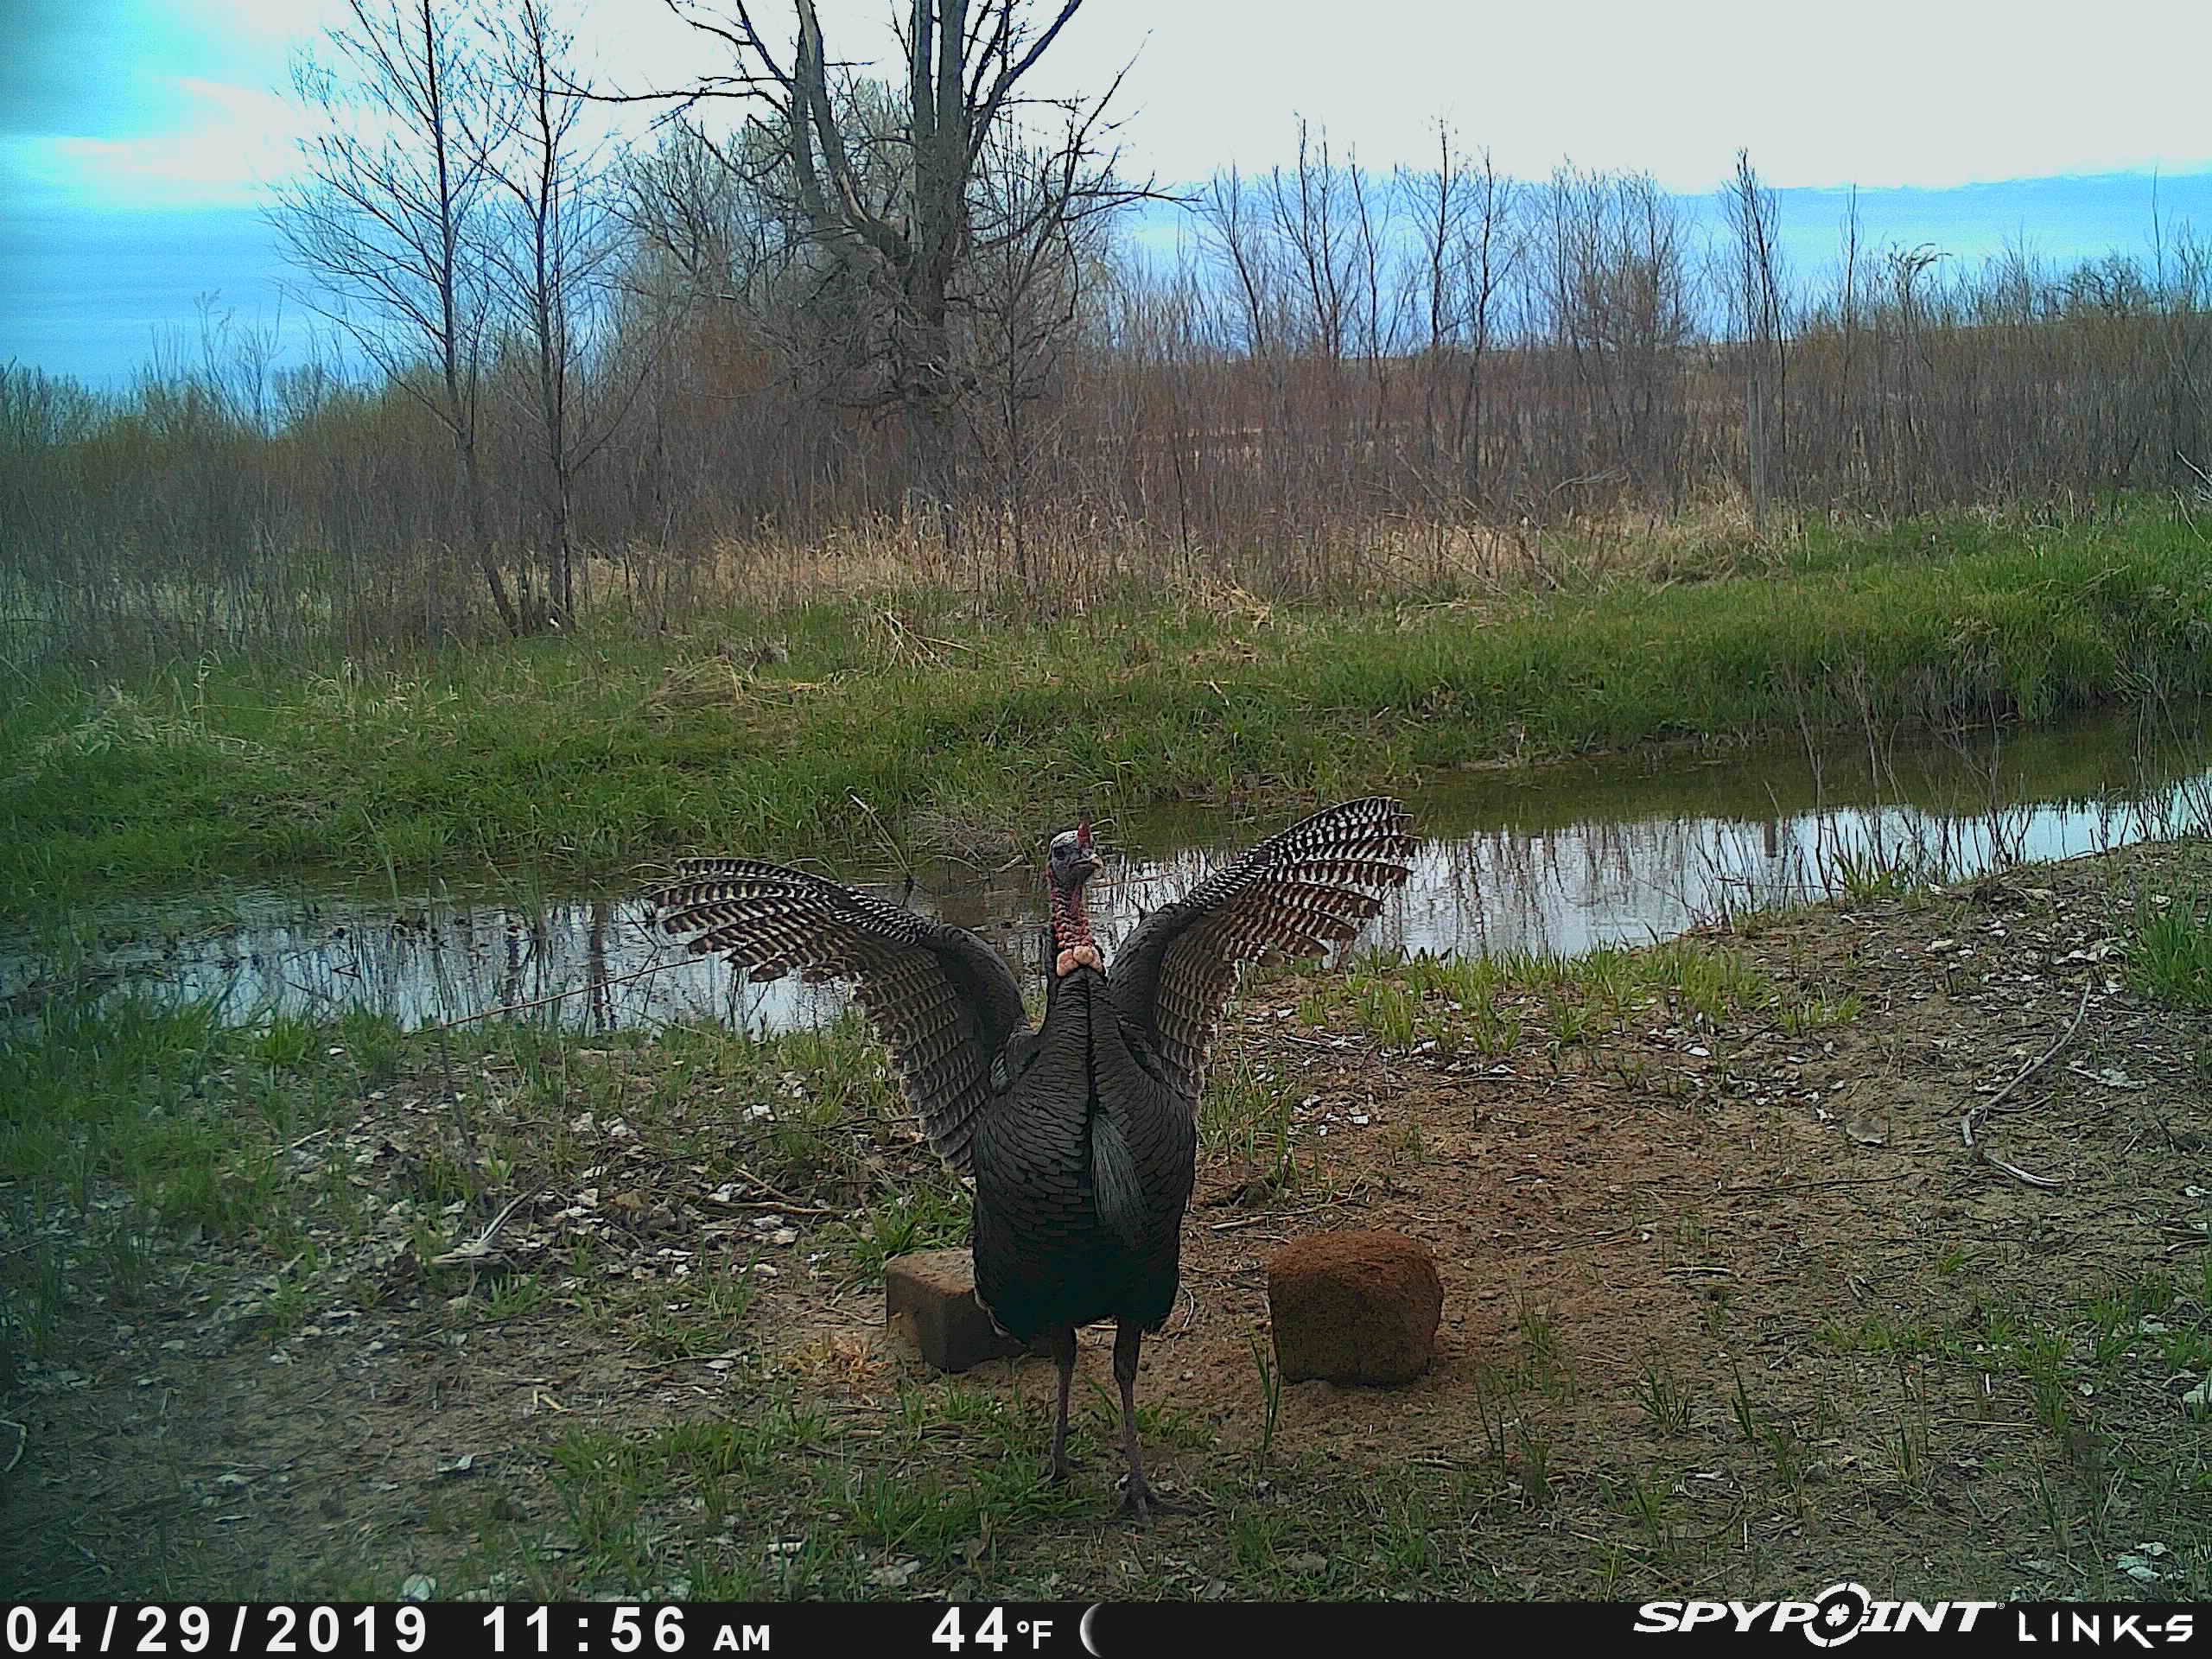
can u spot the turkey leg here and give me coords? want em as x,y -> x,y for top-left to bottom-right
1113,1322 -> 1186,1519
1047,1325 -> 1078,1482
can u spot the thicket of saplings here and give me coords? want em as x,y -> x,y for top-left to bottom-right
6,118 -> 2212,681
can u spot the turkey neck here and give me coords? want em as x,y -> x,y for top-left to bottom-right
1049,871 -> 1101,977
1051,878 -> 1093,952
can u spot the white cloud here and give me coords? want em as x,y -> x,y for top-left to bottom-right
27,0 -> 2212,221
29,78 -> 308,210
753,0 -> 2212,192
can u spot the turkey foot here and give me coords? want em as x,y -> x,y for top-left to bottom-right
1116,1473 -> 1192,1522
1109,1324 -> 1187,1522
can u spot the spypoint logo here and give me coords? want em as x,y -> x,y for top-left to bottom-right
1805,1584 -> 1878,1647
1634,1582 -> 2000,1644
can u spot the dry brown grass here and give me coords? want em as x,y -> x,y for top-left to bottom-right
572,499 -> 1796,633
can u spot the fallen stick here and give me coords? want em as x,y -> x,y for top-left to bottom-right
1962,975 -> 2093,1148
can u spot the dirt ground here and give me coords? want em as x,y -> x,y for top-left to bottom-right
6,837 -> 2210,1601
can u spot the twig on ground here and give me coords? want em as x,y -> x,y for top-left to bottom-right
712,1196 -> 842,1217
1714,1174 -> 1907,1196
1207,1202 -> 1357,1233
714,1167 -> 845,1217
1962,975 -> 2093,1147
628,1352 -> 743,1370
1980,1151 -> 2071,1190
431,1188 -> 544,1270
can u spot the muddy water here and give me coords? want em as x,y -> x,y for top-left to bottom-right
7,707 -> 2209,1033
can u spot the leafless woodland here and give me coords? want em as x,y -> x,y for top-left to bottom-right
6,0 -> 2212,672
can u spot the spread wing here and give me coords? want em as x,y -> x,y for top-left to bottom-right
1107,797 -> 1416,1099
645,858 -> 1029,1174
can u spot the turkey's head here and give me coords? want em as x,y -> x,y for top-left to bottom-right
1047,821 -> 1103,976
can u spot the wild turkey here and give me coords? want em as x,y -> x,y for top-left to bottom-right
645,797 -> 1417,1516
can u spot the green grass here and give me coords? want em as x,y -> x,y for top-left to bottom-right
0,998 -> 907,1383
6,507 -> 2212,912
2130,898 -> 2212,1007
1313,937 -> 1850,1055
0,995 -> 391,1247
0,995 -> 388,1390
524,1398 -> 1510,1600
830,1180 -> 975,1282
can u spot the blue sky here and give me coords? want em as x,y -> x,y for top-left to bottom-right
9,0 -> 2212,386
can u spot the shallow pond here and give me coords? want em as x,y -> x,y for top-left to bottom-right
7,704 -> 2208,1033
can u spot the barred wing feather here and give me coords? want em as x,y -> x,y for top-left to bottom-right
1108,798 -> 1416,1097
645,858 -> 1029,1174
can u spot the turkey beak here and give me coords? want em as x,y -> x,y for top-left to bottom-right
1071,822 -> 1099,884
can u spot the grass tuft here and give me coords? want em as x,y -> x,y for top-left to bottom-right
2129,899 -> 2212,1007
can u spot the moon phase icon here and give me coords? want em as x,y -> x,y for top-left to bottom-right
1078,1604 -> 1103,1656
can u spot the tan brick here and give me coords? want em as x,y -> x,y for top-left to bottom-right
884,1249 -> 1031,1373
1268,1230 -> 1442,1385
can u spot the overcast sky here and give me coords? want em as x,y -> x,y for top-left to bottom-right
8,0 -> 2212,382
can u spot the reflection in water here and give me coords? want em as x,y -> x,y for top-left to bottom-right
7,706 -> 2208,1033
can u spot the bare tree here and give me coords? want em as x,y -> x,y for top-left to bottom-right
1882,242 -> 1948,510
1197,167 -> 1281,359
1721,149 -> 1787,530
612,0 -> 1142,516
482,0 -> 656,626
1836,187 -> 1864,497
1406,128 -> 1519,492
1539,167 -> 1695,503
963,115 -> 1117,589
618,118 -> 782,305
1270,121 -> 1358,366
273,0 -> 522,632
1344,152 -> 1406,443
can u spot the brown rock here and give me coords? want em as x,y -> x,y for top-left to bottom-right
1268,1230 -> 1442,1384
884,1249 -> 1029,1373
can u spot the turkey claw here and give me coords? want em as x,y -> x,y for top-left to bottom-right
1116,1479 -> 1191,1522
